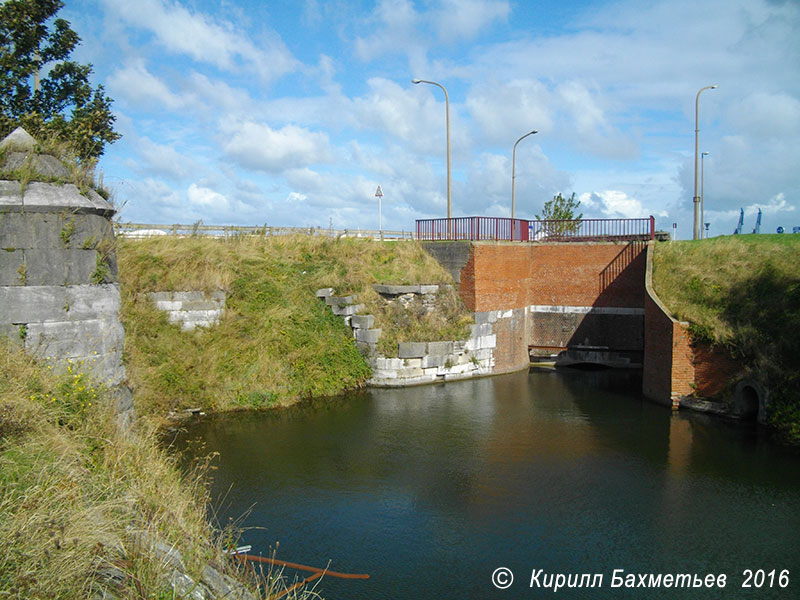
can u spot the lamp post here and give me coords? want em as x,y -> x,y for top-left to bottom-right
701,151 -> 709,238
412,79 -> 451,222
693,84 -> 717,240
511,130 -> 537,220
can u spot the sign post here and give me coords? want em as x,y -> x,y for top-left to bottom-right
375,185 -> 384,233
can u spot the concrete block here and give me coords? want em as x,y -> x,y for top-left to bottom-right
423,367 -> 439,376
444,372 -> 473,382
398,342 -> 427,358
426,341 -> 453,355
422,355 -> 445,368
315,287 -> 333,298
72,213 -> 113,249
452,340 -> 466,353
335,303 -> 364,316
419,285 -> 439,294
354,328 -> 381,343
470,322 -> 493,337
147,291 -> 172,302
350,314 -> 375,329
0,249 -> 24,285
24,317 -> 124,358
398,374 -> 438,386
482,334 -> 497,349
356,341 -> 377,357
0,212 -> 32,247
402,358 -> 423,368
153,300 -> 180,311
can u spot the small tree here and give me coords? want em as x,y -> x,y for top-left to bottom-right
0,0 -> 119,160
535,192 -> 583,234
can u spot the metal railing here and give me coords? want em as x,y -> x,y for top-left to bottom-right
416,216 -> 654,242
529,216 -> 655,242
114,222 -> 416,240
416,216 -> 530,241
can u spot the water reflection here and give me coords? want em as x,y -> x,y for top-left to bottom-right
176,369 -> 800,600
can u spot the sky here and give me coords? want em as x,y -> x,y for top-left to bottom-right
60,0 -> 800,238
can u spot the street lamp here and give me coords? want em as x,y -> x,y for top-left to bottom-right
511,130 -> 537,220
693,84 -> 718,240
412,79 -> 451,221
701,151 -> 709,238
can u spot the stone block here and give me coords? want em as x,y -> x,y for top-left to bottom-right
398,367 -> 424,378
398,374 -> 438,386
66,284 -> 121,320
421,354 -> 445,368
376,357 -> 403,370
0,180 -> 23,208
0,285 -> 68,322
373,284 -> 420,295
371,369 -> 398,379
0,249 -> 24,285
350,314 -> 375,329
471,322 -> 493,337
23,247 -> 68,285
72,213 -> 113,249
147,291 -> 172,302
315,287 -> 333,298
426,341 -> 453,355
332,303 -> 363,316
326,295 -> 355,306
355,328 -> 381,343
24,317 -> 124,358
475,310 -> 497,325
419,285 -> 439,294
356,341 -> 377,357
181,299 -> 223,311
172,291 -> 206,302
65,249 -> 99,284
474,348 -> 493,360
402,358 -> 423,368
398,341 -> 427,358
423,367 -> 440,376
452,340 -> 466,353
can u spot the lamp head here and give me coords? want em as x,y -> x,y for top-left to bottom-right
412,79 -> 422,84
710,84 -> 718,89
702,151 -> 709,156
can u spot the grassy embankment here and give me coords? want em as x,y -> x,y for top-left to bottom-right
118,234 -> 472,419
652,234 -> 800,442
0,339 -> 300,599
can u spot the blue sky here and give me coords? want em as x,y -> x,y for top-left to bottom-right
61,0 -> 800,238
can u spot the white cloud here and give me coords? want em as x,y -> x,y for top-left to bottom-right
727,92 -> 800,140
101,0 -> 298,81
108,60 -> 186,110
187,184 -> 229,209
467,79 -> 553,143
221,121 -> 333,173
434,0 -> 510,42
578,190 -> 660,218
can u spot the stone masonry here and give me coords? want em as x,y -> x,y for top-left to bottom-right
0,128 -> 133,425
317,286 -> 498,386
147,291 -> 226,331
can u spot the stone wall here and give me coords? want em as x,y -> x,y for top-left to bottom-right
0,128 -> 132,425
317,286 -> 500,387
147,291 -> 226,331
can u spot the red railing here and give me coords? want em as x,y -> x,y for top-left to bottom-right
416,216 -> 655,242
416,217 -> 530,241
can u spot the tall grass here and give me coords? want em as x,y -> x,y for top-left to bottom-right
117,235 -> 470,418
652,235 -> 800,442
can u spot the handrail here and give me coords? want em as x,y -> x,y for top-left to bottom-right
114,222 -> 415,240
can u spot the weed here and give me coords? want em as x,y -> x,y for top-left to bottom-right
61,216 -> 76,247
17,324 -> 27,341
17,262 -> 26,285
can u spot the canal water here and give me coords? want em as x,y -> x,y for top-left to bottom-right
175,369 -> 800,599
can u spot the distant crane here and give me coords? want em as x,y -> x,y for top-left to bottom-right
752,208 -> 762,234
733,209 -> 744,235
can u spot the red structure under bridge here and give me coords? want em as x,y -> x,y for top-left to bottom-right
415,216 -> 656,242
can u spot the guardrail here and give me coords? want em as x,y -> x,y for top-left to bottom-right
416,216 -> 655,242
416,217 -> 530,241
113,222 -> 416,240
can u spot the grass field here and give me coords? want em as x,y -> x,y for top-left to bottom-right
652,234 -> 800,442
117,235 -> 471,419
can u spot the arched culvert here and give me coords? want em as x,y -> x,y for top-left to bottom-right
733,379 -> 768,423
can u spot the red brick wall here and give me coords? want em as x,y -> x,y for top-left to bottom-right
461,241 -> 647,312
693,343 -> 741,398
